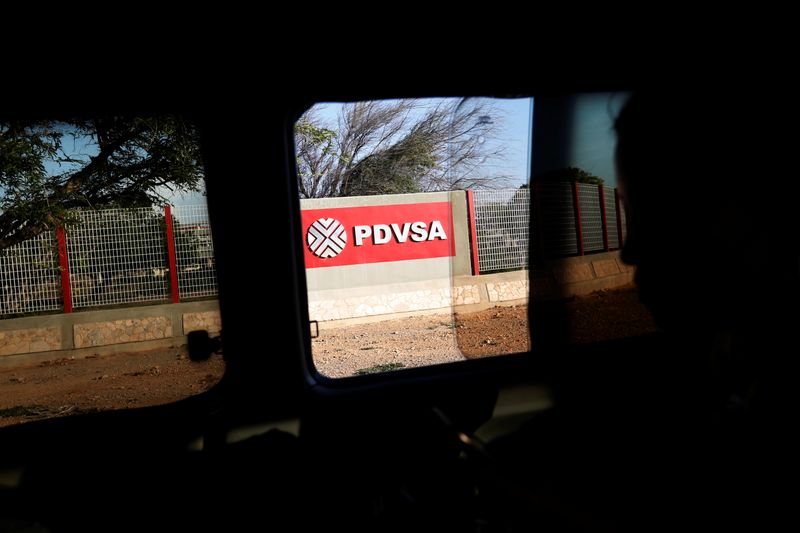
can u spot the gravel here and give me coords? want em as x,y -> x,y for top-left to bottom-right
313,313 -> 466,378
312,287 -> 657,378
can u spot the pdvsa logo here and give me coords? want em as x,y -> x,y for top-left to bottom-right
302,203 -> 453,267
353,221 -> 447,245
307,218 -> 348,258
307,217 -> 448,259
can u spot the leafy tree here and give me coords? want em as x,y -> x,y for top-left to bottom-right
534,166 -> 605,186
295,98 -> 509,198
343,131 -> 436,196
0,116 -> 204,250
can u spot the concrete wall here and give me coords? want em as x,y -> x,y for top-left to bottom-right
303,191 -> 471,292
0,301 -> 220,366
301,191 -> 634,324
532,251 -> 635,298
0,247 -> 633,362
310,251 -> 634,325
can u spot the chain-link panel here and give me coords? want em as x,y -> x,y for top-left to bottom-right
172,205 -> 218,298
578,183 -> 603,252
605,188 -> 619,249
66,208 -> 169,309
620,200 -> 628,244
472,189 -> 530,273
539,181 -> 578,258
0,232 -> 62,316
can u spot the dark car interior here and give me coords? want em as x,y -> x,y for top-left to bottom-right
1,75 -> 797,533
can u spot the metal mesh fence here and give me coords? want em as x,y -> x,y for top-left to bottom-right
173,205 -> 218,298
539,181 -> 578,257
472,189 -> 530,273
605,188 -> 620,249
0,205 -> 218,319
0,232 -> 62,317
472,184 -> 625,273
2,184 -> 630,317
66,208 -> 170,309
578,183 -> 604,252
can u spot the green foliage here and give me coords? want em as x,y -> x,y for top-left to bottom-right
0,116 -> 205,250
354,362 -> 405,375
0,405 -> 46,418
343,129 -> 444,196
534,166 -> 605,185
295,118 -> 337,189
295,118 -> 336,147
345,156 -> 417,196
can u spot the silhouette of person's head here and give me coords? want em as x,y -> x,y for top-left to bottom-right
613,88 -> 800,428
614,90 -> 798,336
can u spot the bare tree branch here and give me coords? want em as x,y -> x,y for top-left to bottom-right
294,98 -> 510,198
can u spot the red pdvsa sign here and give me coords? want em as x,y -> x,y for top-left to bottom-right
301,202 -> 455,268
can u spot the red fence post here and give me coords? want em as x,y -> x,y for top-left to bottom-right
614,188 -> 624,248
571,181 -> 584,256
465,190 -> 480,276
164,205 -> 180,304
56,226 -> 73,313
598,185 -> 609,252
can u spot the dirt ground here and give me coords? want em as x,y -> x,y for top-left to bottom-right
1,286 -> 656,427
312,285 -> 657,377
0,346 -> 225,428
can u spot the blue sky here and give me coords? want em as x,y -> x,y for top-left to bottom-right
491,97 -> 534,187
306,94 -> 624,189
309,97 -> 534,189
40,95 -> 624,210
43,128 -> 206,207
569,93 -> 624,184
